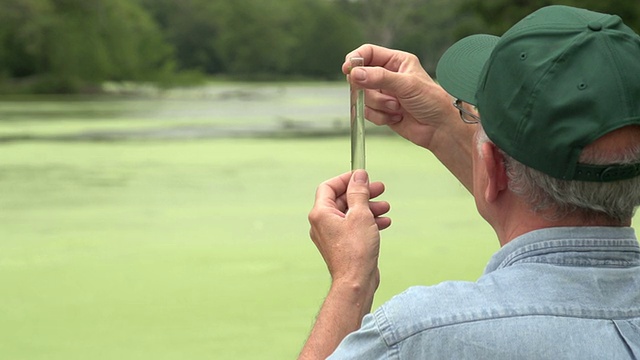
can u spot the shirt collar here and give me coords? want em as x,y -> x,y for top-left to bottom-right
484,227 -> 640,274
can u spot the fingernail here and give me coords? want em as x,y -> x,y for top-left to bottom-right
351,68 -> 366,82
353,169 -> 368,183
390,114 -> 403,123
385,100 -> 399,111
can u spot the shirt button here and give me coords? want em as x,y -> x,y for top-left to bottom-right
588,22 -> 603,31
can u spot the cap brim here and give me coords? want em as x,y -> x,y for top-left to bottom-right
436,34 -> 500,105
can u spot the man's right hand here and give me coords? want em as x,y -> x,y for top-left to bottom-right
342,44 -> 456,149
342,44 -> 477,192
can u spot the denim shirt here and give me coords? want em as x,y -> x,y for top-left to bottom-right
329,227 -> 640,359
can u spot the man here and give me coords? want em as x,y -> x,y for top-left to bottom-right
299,5 -> 640,359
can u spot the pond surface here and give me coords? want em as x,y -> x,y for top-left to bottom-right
0,82 -> 353,141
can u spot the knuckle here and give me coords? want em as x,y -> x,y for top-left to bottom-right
308,208 -> 321,224
347,190 -> 369,201
406,52 -> 420,63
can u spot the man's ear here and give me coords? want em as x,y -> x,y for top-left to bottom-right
480,142 -> 508,203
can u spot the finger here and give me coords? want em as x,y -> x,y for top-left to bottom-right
369,181 -> 386,199
369,201 -> 390,217
365,106 -> 404,127
335,195 -> 347,213
350,67 -> 414,98
362,90 -> 402,126
343,44 -> 409,73
375,217 -> 392,230
333,181 -> 383,214
365,89 -> 401,114
314,172 -> 352,207
345,169 -> 371,211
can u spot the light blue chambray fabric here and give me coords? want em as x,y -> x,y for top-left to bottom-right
329,227 -> 640,359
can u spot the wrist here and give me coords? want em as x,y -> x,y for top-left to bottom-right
429,108 -> 476,192
298,270 -> 379,360
331,276 -> 378,295
330,273 -> 379,315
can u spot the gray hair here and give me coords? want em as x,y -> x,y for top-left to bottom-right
476,127 -> 640,223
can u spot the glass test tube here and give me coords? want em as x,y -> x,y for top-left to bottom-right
350,57 -> 366,170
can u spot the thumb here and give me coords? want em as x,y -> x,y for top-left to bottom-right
346,169 -> 371,210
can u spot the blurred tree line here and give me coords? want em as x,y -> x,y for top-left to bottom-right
0,0 -> 173,93
0,0 -> 638,93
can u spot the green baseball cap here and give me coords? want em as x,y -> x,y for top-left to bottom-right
436,5 -> 640,182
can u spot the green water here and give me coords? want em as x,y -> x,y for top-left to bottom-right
0,83 -> 499,359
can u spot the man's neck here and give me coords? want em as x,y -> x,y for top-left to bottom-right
495,209 -> 632,247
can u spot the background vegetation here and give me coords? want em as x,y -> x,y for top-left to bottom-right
2,0 -> 638,93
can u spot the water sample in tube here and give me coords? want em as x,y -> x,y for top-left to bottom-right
349,57 -> 366,170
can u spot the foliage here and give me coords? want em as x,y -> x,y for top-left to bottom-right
285,0 -> 364,79
0,0 -> 173,93
1,0 -> 640,92
137,0 -> 225,74
462,0 -> 640,36
0,0 -> 56,80
391,0 -> 466,74
140,0 -> 363,79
